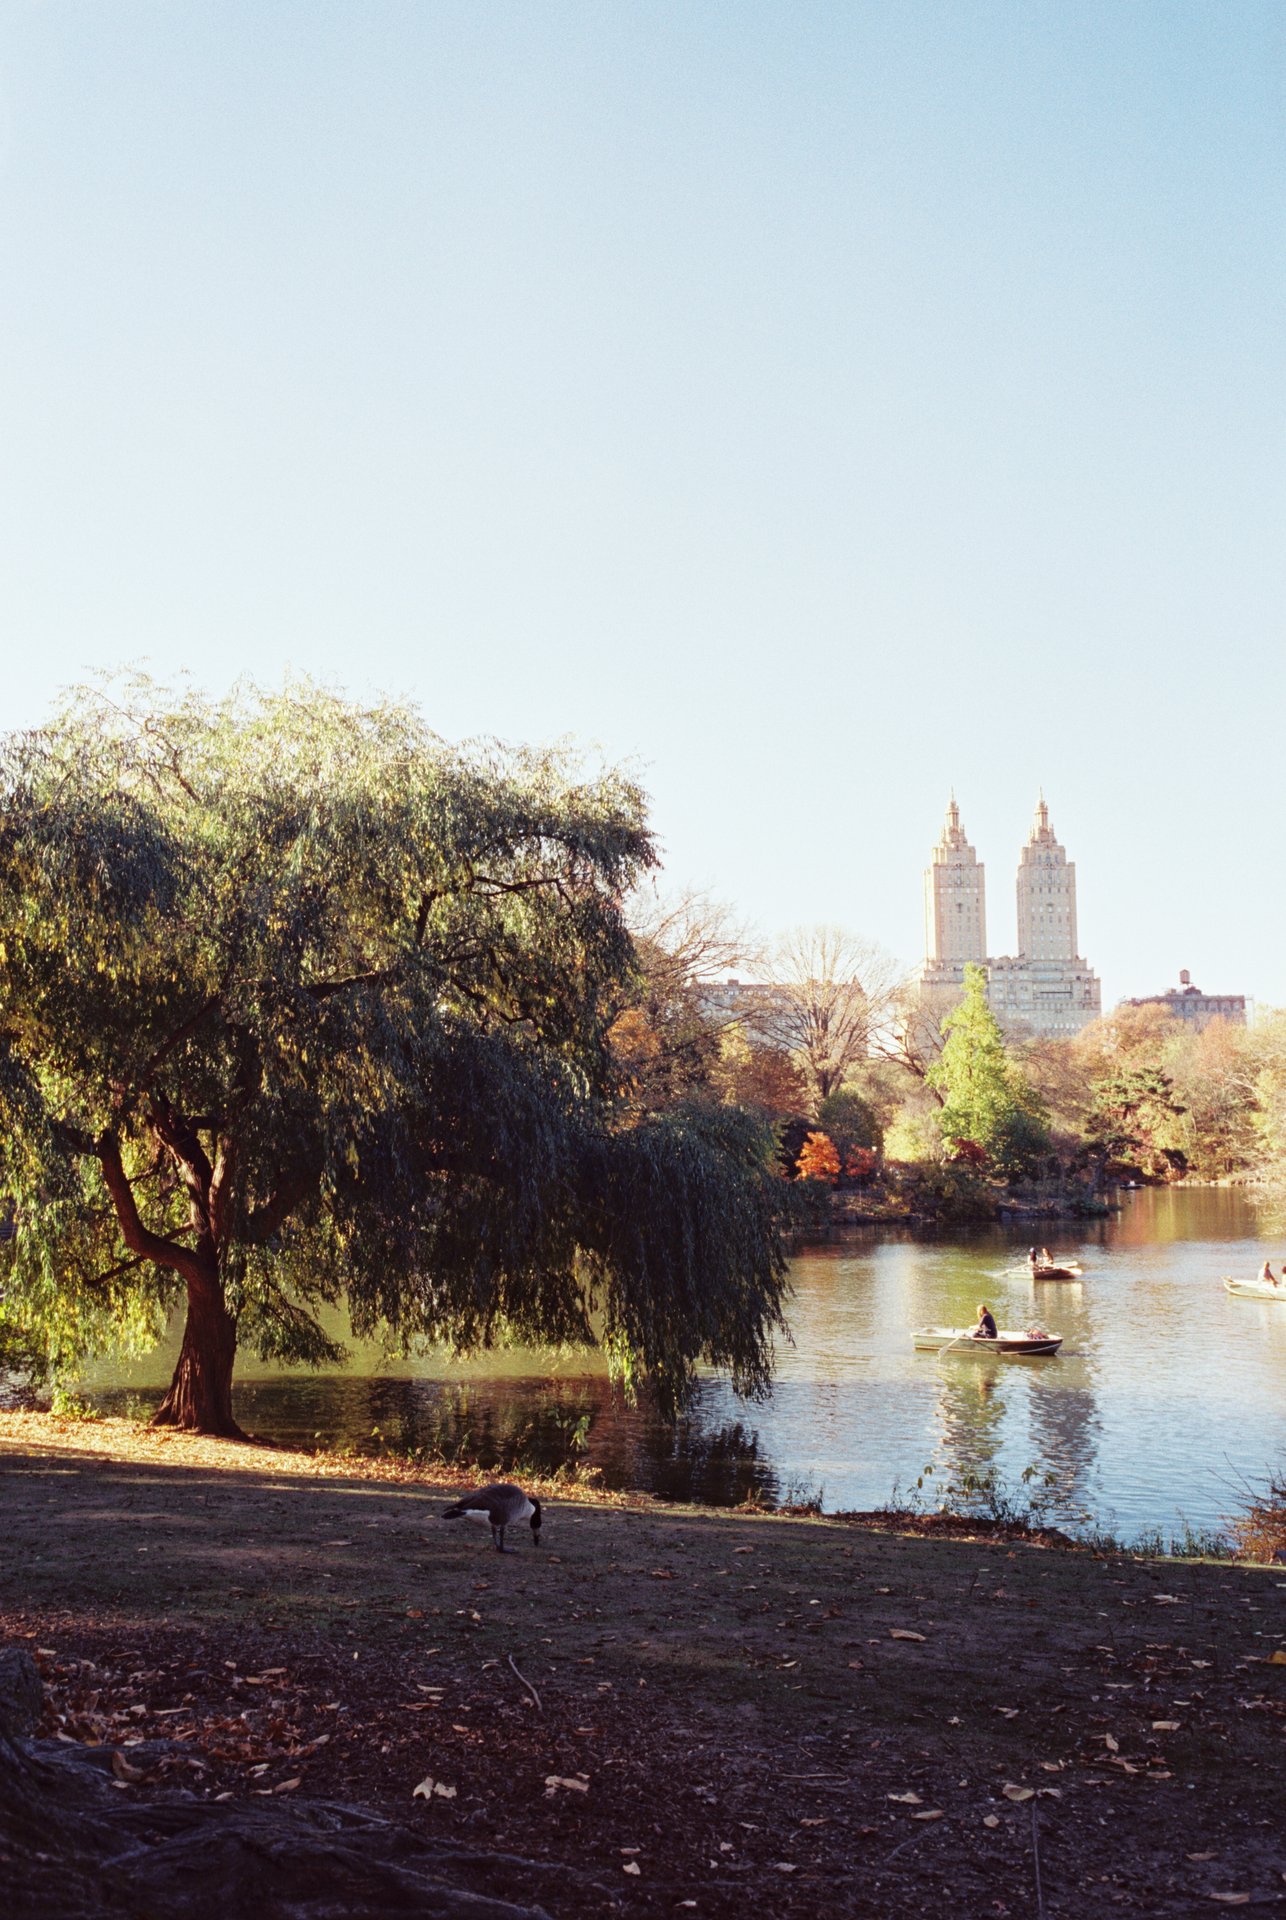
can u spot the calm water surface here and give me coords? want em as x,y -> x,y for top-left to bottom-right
82,1189 -> 1286,1540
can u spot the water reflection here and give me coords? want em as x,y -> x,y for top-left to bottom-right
95,1373 -> 783,1510
932,1364 -> 1010,1488
81,1189 -> 1286,1539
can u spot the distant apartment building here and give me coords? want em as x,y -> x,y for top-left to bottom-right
699,978 -> 789,1047
1121,971 -> 1246,1031
917,796 -> 1102,1041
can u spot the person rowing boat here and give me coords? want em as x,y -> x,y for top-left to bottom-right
971,1302 -> 998,1340
1259,1260 -> 1280,1289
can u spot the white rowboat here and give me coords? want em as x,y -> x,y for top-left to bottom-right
912,1326 -> 1063,1356
1223,1277 -> 1286,1301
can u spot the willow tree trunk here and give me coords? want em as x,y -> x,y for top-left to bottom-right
152,1266 -> 244,1438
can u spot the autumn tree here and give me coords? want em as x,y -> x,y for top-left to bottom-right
926,965 -> 1050,1177
1250,1009 -> 1286,1175
796,1131 -> 841,1185
0,680 -> 788,1434
763,927 -> 907,1111
709,1024 -> 807,1120
1167,1017 -> 1260,1178
609,888 -> 752,1113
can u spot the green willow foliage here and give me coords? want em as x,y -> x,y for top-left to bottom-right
0,678 -> 787,1429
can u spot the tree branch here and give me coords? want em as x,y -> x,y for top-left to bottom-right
95,1131 -> 206,1285
243,1167 -> 316,1246
137,996 -> 220,1094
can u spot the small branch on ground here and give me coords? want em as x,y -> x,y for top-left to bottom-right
506,1654 -> 542,1713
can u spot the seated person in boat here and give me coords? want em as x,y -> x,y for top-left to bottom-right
971,1303 -> 998,1340
1260,1260 -> 1279,1287
1039,1246 -> 1053,1266
1027,1247 -> 1040,1270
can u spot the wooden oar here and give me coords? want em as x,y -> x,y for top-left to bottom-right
936,1329 -> 976,1362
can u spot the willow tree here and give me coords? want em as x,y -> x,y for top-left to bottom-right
0,678 -> 787,1435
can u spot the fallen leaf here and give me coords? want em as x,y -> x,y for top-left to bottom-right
544,1775 -> 590,1795
912,1809 -> 944,1821
733,1546 -> 754,1554
412,1776 -> 457,1801
774,1863 -> 798,1874
1104,1733 -> 1120,1753
622,1862 -> 641,1876
273,1778 -> 301,1794
1152,1720 -> 1181,1731
983,1814 -> 1000,1829
889,1629 -> 926,1642
1208,1897 -> 1251,1908
1002,1785 -> 1035,1803
1188,1853 -> 1216,1862
887,1792 -> 923,1805
1266,1650 -> 1286,1666
111,1752 -> 144,1783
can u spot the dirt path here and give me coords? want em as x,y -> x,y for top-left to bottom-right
3,1412 -> 1284,1916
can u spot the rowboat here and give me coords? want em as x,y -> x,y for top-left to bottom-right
1030,1264 -> 1083,1281
911,1327 -> 1063,1356
1223,1277 -> 1286,1301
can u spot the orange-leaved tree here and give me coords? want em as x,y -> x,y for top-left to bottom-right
797,1131 -> 841,1185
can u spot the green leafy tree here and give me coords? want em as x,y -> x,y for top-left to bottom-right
0,679 -> 787,1434
816,1088 -> 882,1161
1083,1066 -> 1186,1193
925,966 -> 1050,1178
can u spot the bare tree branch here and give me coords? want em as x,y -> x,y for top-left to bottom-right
762,926 -> 910,1110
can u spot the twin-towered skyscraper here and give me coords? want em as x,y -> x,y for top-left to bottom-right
917,796 -> 1101,1039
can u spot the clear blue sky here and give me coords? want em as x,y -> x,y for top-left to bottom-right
1,3 -> 1282,1006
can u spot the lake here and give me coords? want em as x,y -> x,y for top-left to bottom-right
79,1187 -> 1286,1543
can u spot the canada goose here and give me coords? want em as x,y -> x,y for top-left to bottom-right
442,1483 -> 542,1553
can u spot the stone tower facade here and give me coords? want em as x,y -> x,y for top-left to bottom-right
923,796 -> 987,967
917,797 -> 988,1031
1015,796 -> 1077,961
916,796 -> 1101,1041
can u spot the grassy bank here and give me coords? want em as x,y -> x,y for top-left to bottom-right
3,1410 -> 1285,1917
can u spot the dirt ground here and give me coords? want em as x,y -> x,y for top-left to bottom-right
2,1410 -> 1284,1917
